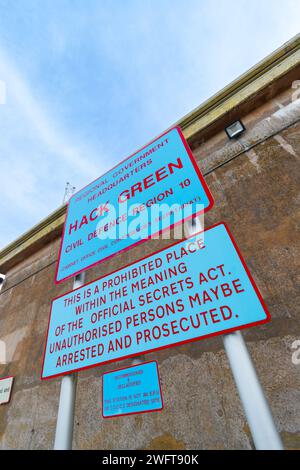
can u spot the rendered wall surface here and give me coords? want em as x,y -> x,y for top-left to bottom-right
0,83 -> 299,450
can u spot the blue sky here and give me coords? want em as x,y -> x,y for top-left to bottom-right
0,0 -> 299,248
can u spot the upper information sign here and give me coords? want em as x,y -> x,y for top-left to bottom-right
55,127 -> 213,283
42,222 -> 270,379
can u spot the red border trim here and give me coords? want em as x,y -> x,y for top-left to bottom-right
101,360 -> 164,419
41,222 -> 271,380
54,126 -> 214,284
0,376 -> 14,405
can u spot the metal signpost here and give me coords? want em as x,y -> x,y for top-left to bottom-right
187,220 -> 283,450
54,272 -> 85,450
222,331 -> 283,450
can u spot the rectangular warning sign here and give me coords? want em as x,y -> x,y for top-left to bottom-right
42,222 -> 270,379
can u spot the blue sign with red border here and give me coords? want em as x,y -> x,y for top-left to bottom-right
55,127 -> 213,283
42,222 -> 270,380
102,361 -> 163,418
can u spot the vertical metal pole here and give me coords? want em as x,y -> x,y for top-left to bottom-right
53,374 -> 78,450
223,331 -> 283,450
54,272 -> 85,450
186,218 -> 283,450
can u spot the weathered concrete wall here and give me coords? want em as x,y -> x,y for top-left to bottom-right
0,83 -> 300,450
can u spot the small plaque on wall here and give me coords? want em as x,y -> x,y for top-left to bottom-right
0,376 -> 14,405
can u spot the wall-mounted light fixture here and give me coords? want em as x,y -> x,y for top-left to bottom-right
225,120 -> 246,139
0,274 -> 6,292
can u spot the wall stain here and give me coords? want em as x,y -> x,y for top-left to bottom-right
145,433 -> 186,450
281,431 -> 300,450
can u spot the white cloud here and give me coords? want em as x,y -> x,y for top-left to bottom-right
0,45 -> 103,178
0,45 -> 109,247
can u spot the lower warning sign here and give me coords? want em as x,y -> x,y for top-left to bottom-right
41,222 -> 270,379
102,361 -> 163,418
